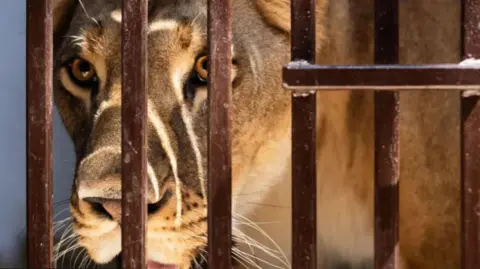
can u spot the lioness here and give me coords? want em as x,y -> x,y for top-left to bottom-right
52,0 -> 463,268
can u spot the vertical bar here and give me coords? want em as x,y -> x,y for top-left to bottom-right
121,0 -> 148,268
461,0 -> 480,268
26,0 -> 53,268
290,0 -> 317,268
374,0 -> 400,269
207,0 -> 233,268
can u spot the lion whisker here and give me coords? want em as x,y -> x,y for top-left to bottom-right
53,207 -> 71,219
232,231 -> 290,269
190,253 -> 201,269
233,247 -> 288,269
78,0 -> 100,26
53,216 -> 72,236
232,248 -> 263,269
231,227 -> 284,254
232,230 -> 260,268
73,247 -> 87,268
54,225 -> 74,255
80,248 -> 93,268
55,241 -> 80,268
234,213 -> 291,268
54,237 -> 78,260
54,230 -> 80,267
235,201 -> 290,209
54,227 -> 76,253
232,233 -> 283,256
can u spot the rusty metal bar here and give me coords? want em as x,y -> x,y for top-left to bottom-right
207,0 -> 233,268
121,0 -> 148,268
461,0 -> 480,268
26,0 -> 54,268
374,0 -> 399,268
290,0 -> 317,268
283,64 -> 480,90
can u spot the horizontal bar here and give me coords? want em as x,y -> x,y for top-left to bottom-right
373,0 -> 400,268
26,0 -> 54,268
207,0 -> 233,267
120,0 -> 148,268
283,64 -> 480,90
290,0 -> 317,268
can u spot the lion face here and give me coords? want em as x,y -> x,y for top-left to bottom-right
53,0 -> 292,267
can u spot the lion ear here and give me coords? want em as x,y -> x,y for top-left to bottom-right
255,0 -> 291,34
254,0 -> 326,34
53,0 -> 78,35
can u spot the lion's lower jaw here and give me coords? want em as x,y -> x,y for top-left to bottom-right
147,260 -> 180,269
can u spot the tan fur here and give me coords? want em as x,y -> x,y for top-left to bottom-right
247,1 -> 461,268
52,0 -> 462,268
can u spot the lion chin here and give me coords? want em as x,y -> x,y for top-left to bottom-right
147,261 -> 179,269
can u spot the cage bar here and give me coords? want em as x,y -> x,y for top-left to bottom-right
461,0 -> 480,268
290,0 -> 317,268
120,0 -> 149,268
26,0 -> 54,268
206,0 -> 233,268
373,0 -> 400,268
283,64 -> 480,90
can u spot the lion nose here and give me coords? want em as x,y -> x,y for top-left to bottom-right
75,148 -> 162,203
82,197 -> 123,221
101,200 -> 122,221
82,188 -> 174,221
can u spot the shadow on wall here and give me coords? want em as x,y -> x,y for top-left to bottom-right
0,1 -> 77,267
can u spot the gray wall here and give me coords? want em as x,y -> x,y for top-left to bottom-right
0,1 -> 77,267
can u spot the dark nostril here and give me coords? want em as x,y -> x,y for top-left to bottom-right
101,200 -> 122,221
147,190 -> 173,215
83,197 -> 120,221
83,190 -> 172,220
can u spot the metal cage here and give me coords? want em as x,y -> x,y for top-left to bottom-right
26,0 -> 480,268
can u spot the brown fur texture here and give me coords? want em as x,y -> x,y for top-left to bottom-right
52,0 -> 462,268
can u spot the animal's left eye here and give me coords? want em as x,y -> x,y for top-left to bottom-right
66,58 -> 98,88
194,55 -> 208,82
184,54 -> 236,101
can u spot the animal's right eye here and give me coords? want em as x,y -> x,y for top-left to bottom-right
184,55 -> 208,101
65,58 -> 98,88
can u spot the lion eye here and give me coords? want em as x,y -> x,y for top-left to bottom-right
194,55 -> 208,82
67,58 -> 98,87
